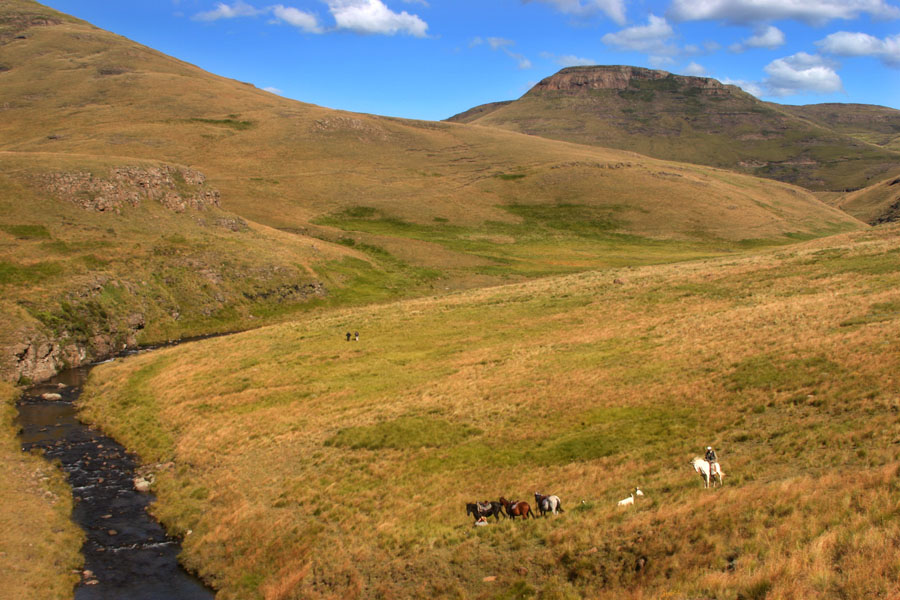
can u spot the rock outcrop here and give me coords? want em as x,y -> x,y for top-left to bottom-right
527,65 -> 730,95
37,166 -> 220,214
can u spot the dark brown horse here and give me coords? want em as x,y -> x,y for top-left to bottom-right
499,496 -> 536,519
466,501 -> 505,521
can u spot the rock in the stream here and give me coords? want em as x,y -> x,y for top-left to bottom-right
133,477 -> 152,493
41,392 -> 62,401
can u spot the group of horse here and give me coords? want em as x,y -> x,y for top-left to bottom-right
468,459 -> 723,524
466,493 -> 564,522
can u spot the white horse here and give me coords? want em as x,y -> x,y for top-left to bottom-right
691,457 -> 724,488
534,492 -> 564,516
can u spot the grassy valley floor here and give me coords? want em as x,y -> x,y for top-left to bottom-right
76,225 -> 900,599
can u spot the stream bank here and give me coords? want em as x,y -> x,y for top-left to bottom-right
16,360 -> 215,600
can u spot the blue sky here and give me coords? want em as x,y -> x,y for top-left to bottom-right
40,0 -> 900,121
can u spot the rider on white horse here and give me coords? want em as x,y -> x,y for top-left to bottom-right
705,446 -> 719,478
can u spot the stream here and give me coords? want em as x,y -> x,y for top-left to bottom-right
16,358 -> 216,600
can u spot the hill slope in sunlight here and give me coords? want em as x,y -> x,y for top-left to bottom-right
0,1 -> 866,382
448,66 -> 900,192
79,224 -> 900,599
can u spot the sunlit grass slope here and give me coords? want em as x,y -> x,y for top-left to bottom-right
0,382 -> 83,599
81,225 -> 900,599
450,67 -> 900,192
0,1 -> 868,381
0,151 -> 375,380
833,174 -> 900,225
0,1 -> 863,245
782,103 -> 900,154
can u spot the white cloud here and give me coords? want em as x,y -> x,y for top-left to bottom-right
601,15 -> 676,55
262,86 -> 284,94
817,31 -> 900,67
194,0 -> 264,21
540,52 -> 596,66
648,55 -> 676,67
763,52 -> 843,96
731,25 -> 786,52
668,0 -> 900,25
683,61 -> 707,75
524,0 -> 627,25
271,5 -> 322,32
476,37 -> 532,69
326,0 -> 428,37
487,37 -> 514,50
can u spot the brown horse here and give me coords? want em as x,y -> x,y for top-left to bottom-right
499,496 -> 536,519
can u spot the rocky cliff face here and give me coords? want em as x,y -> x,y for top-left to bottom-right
37,166 -> 220,214
527,65 -> 730,95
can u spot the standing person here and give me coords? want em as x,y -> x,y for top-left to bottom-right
346,332 -> 351,342
354,331 -> 359,341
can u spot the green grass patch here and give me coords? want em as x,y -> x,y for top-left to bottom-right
188,117 -> 254,130
326,416 -> 482,450
0,224 -> 51,239
725,354 -> 842,392
0,260 -> 64,284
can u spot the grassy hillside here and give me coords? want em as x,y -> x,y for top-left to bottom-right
831,174 -> 900,225
782,103 -> 900,154
0,2 -> 867,382
0,381 -> 83,599
79,224 -> 900,599
448,66 -> 900,192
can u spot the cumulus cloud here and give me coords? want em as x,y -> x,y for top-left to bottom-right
194,0 -> 264,21
326,0 -> 428,37
601,15 -> 677,55
762,52 -> 843,96
524,0 -> 627,25
817,31 -> 900,67
668,0 -> 900,26
731,25 -> 786,52
683,61 -> 707,75
540,52 -> 596,66
271,5 -> 322,32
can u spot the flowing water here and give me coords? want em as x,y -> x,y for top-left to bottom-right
16,360 -> 215,600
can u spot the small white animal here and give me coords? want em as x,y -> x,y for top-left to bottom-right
635,488 -> 644,497
617,493 -> 634,507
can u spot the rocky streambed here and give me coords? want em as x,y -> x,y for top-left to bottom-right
16,360 -> 215,600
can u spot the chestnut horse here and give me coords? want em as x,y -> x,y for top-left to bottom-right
499,496 -> 536,519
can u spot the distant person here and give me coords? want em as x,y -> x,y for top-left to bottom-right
705,445 -> 718,475
346,332 -> 351,342
354,331 -> 359,341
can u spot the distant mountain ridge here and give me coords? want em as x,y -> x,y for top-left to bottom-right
448,65 -> 900,192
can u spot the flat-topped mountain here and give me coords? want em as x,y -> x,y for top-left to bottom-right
448,66 -> 900,191
528,65 -> 727,94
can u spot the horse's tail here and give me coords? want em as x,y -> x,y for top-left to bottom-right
557,500 -> 564,513
527,506 -> 536,519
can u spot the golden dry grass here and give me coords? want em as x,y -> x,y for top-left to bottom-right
0,0 -> 867,383
0,381 -> 83,599
78,224 -> 900,599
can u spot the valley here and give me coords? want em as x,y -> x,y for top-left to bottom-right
2,1 -> 899,599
